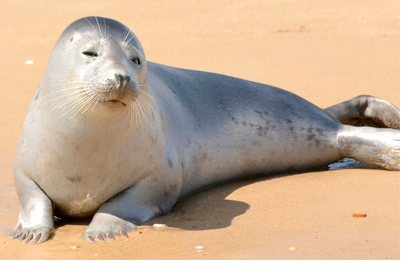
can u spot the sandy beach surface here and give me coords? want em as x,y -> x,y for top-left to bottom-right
0,0 -> 400,261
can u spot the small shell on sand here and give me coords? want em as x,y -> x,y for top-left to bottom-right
25,60 -> 34,65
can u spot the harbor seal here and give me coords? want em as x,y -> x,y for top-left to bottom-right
11,17 -> 400,243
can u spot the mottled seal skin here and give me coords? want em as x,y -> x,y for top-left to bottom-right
11,17 -> 400,243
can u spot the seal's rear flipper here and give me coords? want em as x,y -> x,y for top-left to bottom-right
337,125 -> 400,171
325,95 -> 400,129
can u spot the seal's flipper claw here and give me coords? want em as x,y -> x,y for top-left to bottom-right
82,214 -> 136,242
11,227 -> 53,244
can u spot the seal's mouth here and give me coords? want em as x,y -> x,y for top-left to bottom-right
80,89 -> 128,107
101,99 -> 127,106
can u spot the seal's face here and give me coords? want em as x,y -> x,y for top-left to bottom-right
41,17 -> 152,129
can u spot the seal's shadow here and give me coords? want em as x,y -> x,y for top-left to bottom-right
143,159 -> 382,231
55,159 -> 382,233
142,178 -> 258,231
53,178 -> 256,233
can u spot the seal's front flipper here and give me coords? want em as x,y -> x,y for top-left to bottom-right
82,212 -> 137,241
325,95 -> 400,129
337,126 -> 400,171
11,171 -> 54,244
82,182 -> 177,242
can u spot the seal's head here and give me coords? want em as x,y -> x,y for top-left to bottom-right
40,17 -> 152,129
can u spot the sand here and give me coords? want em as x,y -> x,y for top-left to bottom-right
0,0 -> 400,260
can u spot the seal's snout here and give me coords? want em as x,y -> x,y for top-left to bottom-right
115,73 -> 131,90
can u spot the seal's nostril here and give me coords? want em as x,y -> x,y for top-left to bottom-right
115,74 -> 131,89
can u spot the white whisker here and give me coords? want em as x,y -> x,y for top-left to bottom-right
94,16 -> 104,38
40,88 -> 88,108
71,93 -> 98,118
123,20 -> 136,43
89,92 -> 103,112
103,18 -> 107,38
84,17 -> 101,39
126,34 -> 136,45
52,91 -> 88,110
59,95 -> 89,118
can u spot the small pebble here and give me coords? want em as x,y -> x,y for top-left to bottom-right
289,247 -> 298,252
153,223 -> 166,228
195,246 -> 205,252
25,60 -> 34,65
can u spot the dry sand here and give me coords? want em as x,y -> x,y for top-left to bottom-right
0,0 -> 400,260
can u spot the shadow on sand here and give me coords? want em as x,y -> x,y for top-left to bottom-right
52,159 -> 381,236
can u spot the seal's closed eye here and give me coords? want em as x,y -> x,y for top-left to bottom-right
82,50 -> 98,57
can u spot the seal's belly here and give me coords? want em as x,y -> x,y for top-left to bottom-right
37,170 -> 132,218
31,136 -> 146,218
